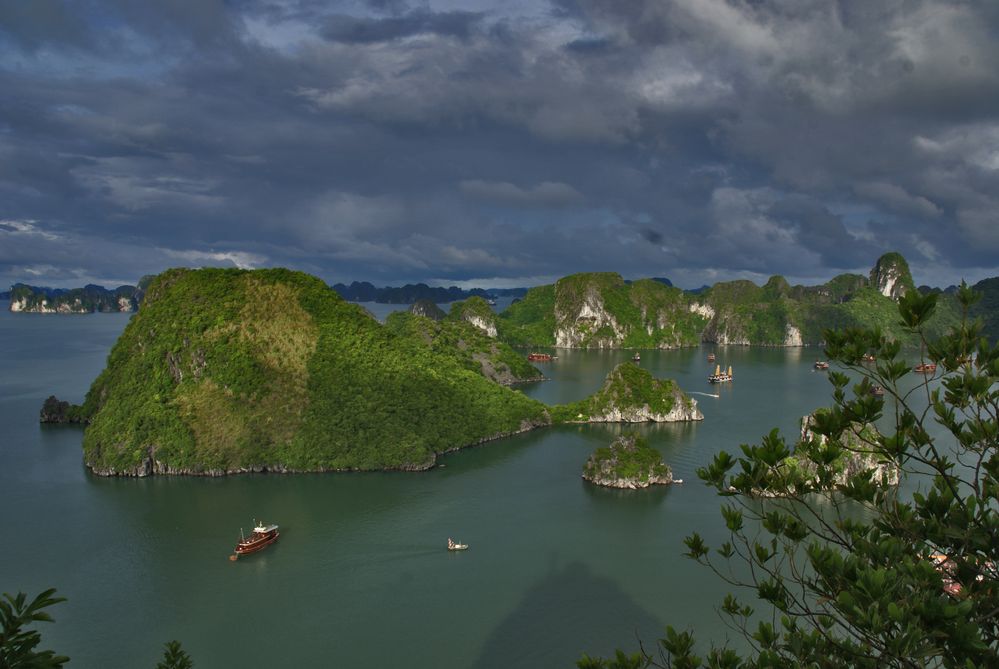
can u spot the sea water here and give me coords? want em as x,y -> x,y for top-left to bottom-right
0,302 -> 913,667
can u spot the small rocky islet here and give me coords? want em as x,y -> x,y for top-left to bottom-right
582,434 -> 676,489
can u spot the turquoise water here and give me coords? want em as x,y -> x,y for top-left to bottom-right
0,303 -> 897,667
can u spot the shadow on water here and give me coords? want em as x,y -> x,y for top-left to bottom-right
471,561 -> 664,669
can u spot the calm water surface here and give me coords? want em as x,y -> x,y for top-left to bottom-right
0,301 -> 925,667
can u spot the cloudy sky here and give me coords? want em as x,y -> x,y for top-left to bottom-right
2,0 -> 999,290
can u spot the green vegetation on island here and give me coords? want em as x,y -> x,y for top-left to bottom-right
447,295 -> 499,337
384,310 -> 543,385
496,284 -> 557,346
80,267 -> 549,475
582,434 -> 674,489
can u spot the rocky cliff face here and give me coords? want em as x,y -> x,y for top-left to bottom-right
870,252 -> 915,301
700,307 -> 752,346
783,324 -> 803,347
467,314 -> 497,338
585,397 -> 702,423
554,283 -> 625,348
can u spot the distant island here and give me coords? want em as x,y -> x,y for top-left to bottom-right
496,252 -> 998,348
582,434 -> 676,489
49,267 -> 701,477
8,282 -> 145,313
330,281 -> 527,304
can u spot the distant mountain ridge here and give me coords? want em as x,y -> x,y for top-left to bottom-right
331,281 -> 528,304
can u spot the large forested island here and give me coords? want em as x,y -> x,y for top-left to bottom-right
72,268 -> 701,476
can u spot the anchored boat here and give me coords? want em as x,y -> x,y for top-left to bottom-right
233,522 -> 279,558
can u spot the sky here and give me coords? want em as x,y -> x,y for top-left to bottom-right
2,0 -> 999,291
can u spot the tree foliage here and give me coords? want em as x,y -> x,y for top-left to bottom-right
156,640 -> 194,669
0,588 -> 68,668
582,282 -> 999,667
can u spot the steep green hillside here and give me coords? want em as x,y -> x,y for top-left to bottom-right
81,268 -> 548,475
384,311 -> 542,384
497,285 -> 557,346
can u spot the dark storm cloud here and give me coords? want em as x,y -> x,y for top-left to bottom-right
320,10 -> 485,43
1,0 -> 998,291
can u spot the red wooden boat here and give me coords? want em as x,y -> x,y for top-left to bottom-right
527,353 -> 553,362
234,522 -> 279,557
913,362 -> 937,373
814,361 -> 830,370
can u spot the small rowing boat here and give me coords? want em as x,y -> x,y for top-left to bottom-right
447,538 -> 468,551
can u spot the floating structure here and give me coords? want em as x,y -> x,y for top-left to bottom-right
913,362 -> 937,373
527,353 -> 553,362
232,521 -> 279,560
814,361 -> 830,370
708,364 -> 733,384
